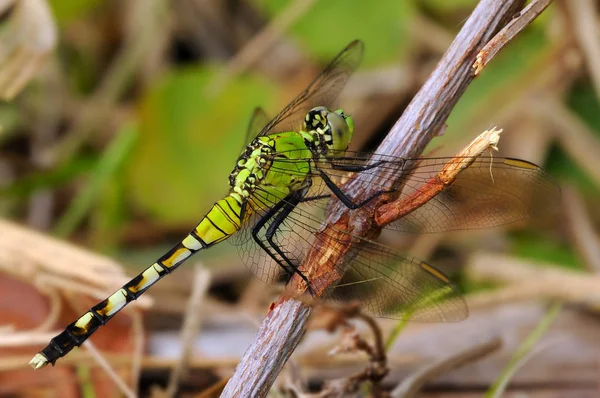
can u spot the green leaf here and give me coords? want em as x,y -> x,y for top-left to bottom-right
127,66 -> 277,225
260,0 -> 417,66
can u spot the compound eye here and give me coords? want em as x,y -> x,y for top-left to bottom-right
327,111 -> 353,152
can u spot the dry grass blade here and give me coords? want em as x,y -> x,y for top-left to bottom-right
0,0 -> 56,99
206,0 -> 319,95
42,0 -> 170,165
166,264 -> 211,397
467,253 -> 600,307
485,302 -> 562,398
81,340 -> 137,398
391,337 -> 503,398
536,96 -> 600,186
563,185 -> 600,273
0,219 -> 150,308
566,0 -> 600,101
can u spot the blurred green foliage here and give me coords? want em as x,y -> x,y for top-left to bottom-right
127,67 -> 277,225
569,79 -> 600,133
420,0 -> 477,12
260,0 -> 417,65
512,231 -> 582,270
441,25 -> 549,147
55,122 -> 138,237
47,0 -> 103,25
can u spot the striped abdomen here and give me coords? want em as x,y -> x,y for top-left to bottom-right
30,195 -> 243,369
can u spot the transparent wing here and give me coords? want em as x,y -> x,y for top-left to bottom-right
330,242 -> 467,321
386,157 -> 560,233
229,181 -> 466,321
266,151 -> 560,233
254,40 -> 363,138
229,185 -> 317,285
245,107 -> 270,143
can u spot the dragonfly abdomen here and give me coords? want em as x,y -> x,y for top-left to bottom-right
29,195 -> 243,369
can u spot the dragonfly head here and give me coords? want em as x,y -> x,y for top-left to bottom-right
305,106 -> 354,156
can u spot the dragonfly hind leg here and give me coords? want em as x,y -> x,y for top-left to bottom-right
251,192 -> 314,293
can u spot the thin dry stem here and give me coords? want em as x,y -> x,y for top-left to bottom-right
375,127 -> 502,227
563,185 -> 600,273
131,310 -> 145,398
536,96 -> 600,186
82,340 -> 137,398
467,253 -> 600,307
207,0 -> 319,94
30,286 -> 61,333
309,305 -> 389,398
166,264 -> 211,397
42,0 -> 170,164
473,0 -> 553,75
391,337 -> 503,398
567,0 -> 600,101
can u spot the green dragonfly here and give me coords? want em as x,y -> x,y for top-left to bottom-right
30,40 -> 558,369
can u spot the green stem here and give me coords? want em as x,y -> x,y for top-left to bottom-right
486,302 -> 562,398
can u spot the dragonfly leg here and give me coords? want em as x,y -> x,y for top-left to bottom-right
329,158 -> 401,172
317,169 -> 393,209
302,194 -> 331,202
251,195 -> 312,291
264,191 -> 316,295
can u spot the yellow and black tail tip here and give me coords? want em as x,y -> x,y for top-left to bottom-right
29,331 -> 78,369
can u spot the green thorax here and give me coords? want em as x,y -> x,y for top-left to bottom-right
228,131 -> 312,204
227,107 -> 355,204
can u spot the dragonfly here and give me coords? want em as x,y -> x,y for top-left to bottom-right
30,40 -> 558,369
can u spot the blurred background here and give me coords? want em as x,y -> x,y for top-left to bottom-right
1,0 -> 600,397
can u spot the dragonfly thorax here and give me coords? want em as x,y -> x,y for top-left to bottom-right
229,137 -> 275,198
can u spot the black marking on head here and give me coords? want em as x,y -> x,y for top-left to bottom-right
304,108 -> 328,132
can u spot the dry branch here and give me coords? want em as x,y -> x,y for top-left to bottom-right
221,0 -> 532,396
375,127 -> 501,227
473,0 -> 553,75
